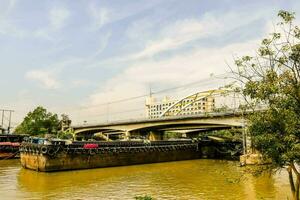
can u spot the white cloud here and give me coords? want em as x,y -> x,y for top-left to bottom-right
47,31 -> 111,69
126,17 -> 156,41
71,79 -> 92,87
22,30 -> 111,93
0,0 -> 27,38
0,0 -> 16,17
0,3 -> 71,40
121,19 -> 207,61
59,7 -> 277,123
86,1 -> 162,32
82,39 -> 259,123
49,7 -> 70,30
89,31 -> 111,58
25,70 -> 60,89
33,29 -> 54,41
0,21 -> 26,38
31,7 -> 70,41
129,11 -> 267,60
88,4 -> 111,31
131,19 -> 207,59
79,9 -> 271,122
89,9 -> 270,69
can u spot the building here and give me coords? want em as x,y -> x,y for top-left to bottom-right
145,91 -> 215,119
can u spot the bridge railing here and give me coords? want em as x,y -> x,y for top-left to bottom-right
71,108 -> 265,128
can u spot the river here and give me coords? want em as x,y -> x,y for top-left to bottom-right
0,159 -> 291,200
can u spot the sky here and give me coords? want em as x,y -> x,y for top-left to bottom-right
0,0 -> 300,126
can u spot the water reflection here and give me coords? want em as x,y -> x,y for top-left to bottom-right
0,159 -> 291,199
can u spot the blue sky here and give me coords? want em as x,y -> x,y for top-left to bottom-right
0,0 -> 299,125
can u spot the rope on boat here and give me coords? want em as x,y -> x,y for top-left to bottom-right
1,151 -> 19,160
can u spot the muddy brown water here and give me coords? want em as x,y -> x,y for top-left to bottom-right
0,159 -> 291,199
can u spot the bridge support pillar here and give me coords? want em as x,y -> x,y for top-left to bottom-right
94,132 -> 110,141
240,130 -> 271,165
125,131 -> 131,140
149,131 -> 163,141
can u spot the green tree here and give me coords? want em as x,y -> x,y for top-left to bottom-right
58,114 -> 72,131
15,106 -> 59,136
233,10 -> 300,200
57,114 -> 73,139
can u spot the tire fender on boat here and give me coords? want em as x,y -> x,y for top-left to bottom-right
41,146 -> 48,154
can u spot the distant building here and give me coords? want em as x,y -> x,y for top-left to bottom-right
145,92 -> 215,119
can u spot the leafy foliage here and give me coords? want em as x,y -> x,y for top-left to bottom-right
15,106 -> 59,136
209,129 -> 243,142
134,195 -> 154,200
57,114 -> 73,139
233,10 -> 300,200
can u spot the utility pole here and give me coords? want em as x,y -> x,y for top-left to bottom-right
0,109 -> 14,134
1,110 -> 4,129
8,111 -> 12,133
242,113 -> 247,155
149,85 -> 153,97
106,103 -> 110,123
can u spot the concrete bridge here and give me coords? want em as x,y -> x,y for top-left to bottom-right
72,111 -> 246,140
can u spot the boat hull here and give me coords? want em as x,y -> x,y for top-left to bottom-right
21,146 -> 200,172
0,152 -> 18,159
20,140 -> 241,172
0,145 -> 20,159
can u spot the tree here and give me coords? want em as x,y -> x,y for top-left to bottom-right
232,10 -> 300,200
58,114 -> 72,131
15,106 -> 59,136
57,114 -> 73,139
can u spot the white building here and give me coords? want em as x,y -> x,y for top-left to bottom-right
145,92 -> 215,119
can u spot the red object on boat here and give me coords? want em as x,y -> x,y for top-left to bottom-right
83,143 -> 99,149
11,142 -> 20,147
0,142 -> 11,146
0,142 -> 20,146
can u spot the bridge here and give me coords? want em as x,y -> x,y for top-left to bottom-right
72,111 -> 246,141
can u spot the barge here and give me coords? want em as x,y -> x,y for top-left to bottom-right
20,138 -> 242,172
0,134 -> 27,159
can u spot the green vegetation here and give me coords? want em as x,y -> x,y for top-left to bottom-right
233,10 -> 300,200
15,106 -> 59,136
134,195 -> 154,200
164,131 -> 183,139
15,106 -> 72,138
57,114 -> 73,139
208,129 -> 242,142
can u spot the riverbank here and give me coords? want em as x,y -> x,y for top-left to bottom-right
0,159 -> 291,200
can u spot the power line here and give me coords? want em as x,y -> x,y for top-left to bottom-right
75,107 -> 145,119
153,73 -> 228,95
74,72 -> 230,110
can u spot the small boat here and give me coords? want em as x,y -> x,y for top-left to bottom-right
0,134 -> 27,159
